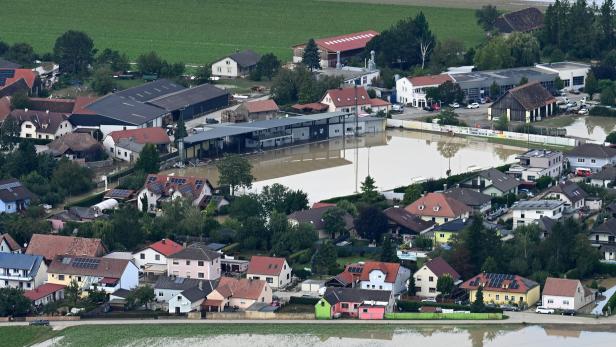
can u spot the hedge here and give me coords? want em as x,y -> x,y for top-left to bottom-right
589,106 -> 616,118
64,191 -> 106,208
604,291 -> 616,314
289,296 -> 320,305
597,262 -> 616,276
397,300 -> 503,314
385,312 -> 503,320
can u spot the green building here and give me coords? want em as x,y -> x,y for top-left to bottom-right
315,297 -> 332,320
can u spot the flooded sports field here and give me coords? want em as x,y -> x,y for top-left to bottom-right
165,129 -> 525,202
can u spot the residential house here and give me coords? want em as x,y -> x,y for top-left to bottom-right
167,280 -> 217,314
315,287 -> 393,320
203,277 -> 271,312
47,255 -> 139,293
137,174 -> 215,213
288,205 -> 354,239
133,239 -> 183,275
292,31 -> 379,69
8,109 -> 72,140
589,166 -> 616,188
396,74 -> 454,108
211,50 -> 261,78
383,207 -> 435,242
544,181 -> 588,212
589,218 -> 616,261
154,276 -> 214,303
24,283 -> 65,307
103,128 -> 171,162
320,86 -> 390,115
404,192 -> 472,225
328,261 -> 411,294
488,82 -> 556,123
443,187 -> 492,213
26,234 -> 106,263
507,149 -> 564,181
565,144 -> 616,173
431,218 -> 471,246
167,243 -> 221,280
541,277 -> 594,311
317,65 -> 380,88
537,216 -> 558,239
46,133 -> 106,162
0,233 -> 22,253
246,256 -> 292,289
0,178 -> 34,214
536,62 -> 590,91
460,168 -> 520,197
413,257 -> 461,298
460,272 -> 540,306
512,200 -> 564,229
0,253 -> 46,289
494,7 -> 544,34
0,68 -> 41,97
224,99 -> 280,122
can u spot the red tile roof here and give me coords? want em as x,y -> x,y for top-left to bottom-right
243,99 -> 279,114
24,283 -> 65,301
0,69 -> 37,89
460,273 -> 539,294
424,257 -> 460,281
311,30 -> 379,53
72,96 -> 98,115
108,128 -> 171,145
542,277 -> 582,297
311,202 -> 336,209
247,256 -> 287,276
215,277 -> 267,300
147,239 -> 183,257
291,102 -> 329,112
26,234 -> 106,261
0,233 -> 21,252
407,74 -> 453,87
369,98 -> 391,107
324,86 -> 371,107
405,192 -> 472,219
359,261 -> 400,283
144,174 -> 212,204
48,255 -> 131,278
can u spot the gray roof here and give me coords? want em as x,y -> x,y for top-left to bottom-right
444,187 -> 491,208
116,138 -> 145,153
513,200 -> 563,211
537,62 -> 590,71
0,252 -> 43,272
478,168 -> 520,193
451,67 -> 556,84
115,79 -> 185,103
567,144 -> 616,159
0,58 -> 22,69
228,50 -> 261,68
147,84 -> 229,111
547,181 -> 588,203
111,288 -> 131,299
323,287 -> 391,305
594,218 -> 616,236
538,216 -> 557,233
288,206 -> 353,231
168,243 -> 221,261
0,178 -> 34,203
155,276 -> 210,291
85,93 -> 168,125
590,166 -> 616,181
180,282 -> 216,302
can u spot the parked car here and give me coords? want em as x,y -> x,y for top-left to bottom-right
467,102 -> 480,109
578,108 -> 589,115
205,118 -> 219,124
421,298 -> 437,303
433,103 -> 441,111
449,102 -> 460,108
536,306 -> 555,314
570,89 -> 581,95
423,106 -> 434,112
29,320 -> 50,326
479,97 -> 486,104
392,104 -> 404,112
500,304 -> 520,312
562,309 -> 576,316
519,189 -> 534,197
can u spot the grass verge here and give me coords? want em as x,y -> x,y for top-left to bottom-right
0,326 -> 56,347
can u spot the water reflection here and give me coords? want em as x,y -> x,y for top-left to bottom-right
166,129 -> 526,202
563,116 -> 616,141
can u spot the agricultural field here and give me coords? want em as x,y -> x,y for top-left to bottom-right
1,0 -> 483,65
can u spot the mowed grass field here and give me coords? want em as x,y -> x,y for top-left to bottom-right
0,0 -> 483,65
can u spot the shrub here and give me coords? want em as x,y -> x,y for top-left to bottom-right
289,296 -> 320,305
589,106 -> 616,117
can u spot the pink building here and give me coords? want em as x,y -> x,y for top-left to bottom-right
316,287 -> 393,320
358,304 -> 386,320
167,243 -> 221,280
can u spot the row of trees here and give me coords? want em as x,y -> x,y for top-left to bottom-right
271,65 -> 343,105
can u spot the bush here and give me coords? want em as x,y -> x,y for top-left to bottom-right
589,106 -> 616,117
289,296 -> 319,305
385,312 -> 503,320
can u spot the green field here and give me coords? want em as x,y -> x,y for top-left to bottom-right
0,326 -> 56,347
1,0 -> 483,64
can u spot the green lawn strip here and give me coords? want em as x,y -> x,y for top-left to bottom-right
385,312 -> 503,320
0,326 -> 57,347
478,136 -> 574,152
1,0 -> 482,64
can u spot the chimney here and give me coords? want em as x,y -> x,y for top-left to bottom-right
46,110 -> 49,114
161,239 -> 166,245
443,183 -> 447,191
24,108 -> 28,113
183,242 -> 187,248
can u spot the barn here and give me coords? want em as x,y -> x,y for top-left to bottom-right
488,82 -> 556,123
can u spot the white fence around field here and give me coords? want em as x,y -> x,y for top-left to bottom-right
387,119 -> 579,147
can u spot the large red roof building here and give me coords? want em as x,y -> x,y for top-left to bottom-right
293,30 -> 379,68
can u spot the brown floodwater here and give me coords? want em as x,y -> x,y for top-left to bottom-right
561,116 -> 616,142
165,129 -> 525,202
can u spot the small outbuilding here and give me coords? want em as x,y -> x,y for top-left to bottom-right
488,81 -> 556,123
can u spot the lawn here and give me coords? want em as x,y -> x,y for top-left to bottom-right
0,0 -> 483,64
0,326 -> 56,347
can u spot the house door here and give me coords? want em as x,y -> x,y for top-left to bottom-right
175,307 -> 180,314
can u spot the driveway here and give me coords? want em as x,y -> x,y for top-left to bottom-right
392,104 -> 491,128
591,284 -> 616,315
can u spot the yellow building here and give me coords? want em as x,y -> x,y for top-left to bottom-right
432,219 -> 471,246
461,273 -> 540,307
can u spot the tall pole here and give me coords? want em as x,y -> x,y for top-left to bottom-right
178,106 -> 186,162
354,85 -> 359,194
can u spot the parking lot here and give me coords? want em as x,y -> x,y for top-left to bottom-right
391,103 -> 492,128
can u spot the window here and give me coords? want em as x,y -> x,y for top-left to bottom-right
59,275 -> 65,281
186,260 -> 191,265
158,292 -> 163,297
416,276 -> 421,281
173,260 -> 179,265
564,79 -> 571,87
266,277 -> 273,283
341,303 -> 349,309
198,272 -> 204,278
198,261 -> 204,266
563,300 -> 569,305
429,276 -> 434,282
496,295 -> 500,300
591,159 -> 596,163
439,233 -> 445,238
548,299 -> 554,304
505,295 -> 509,300
77,277 -> 82,282
363,308 -> 368,313
572,76 -> 584,85
140,254 -> 145,259
429,287 -> 436,293
155,254 -> 160,261
217,67 -> 221,72
520,213 -> 525,218
577,158 -> 585,162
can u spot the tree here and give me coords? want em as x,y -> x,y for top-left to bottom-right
360,175 -> 380,203
607,132 -> 616,144
600,0 -> 616,51
436,109 -> 465,126
476,5 -> 499,32
402,185 -> 422,205
252,53 -> 281,81
585,71 -> 600,100
0,117 -> 20,150
430,39 -> 465,70
354,206 -> 389,242
95,48 -> 130,72
0,40 -> 8,56
54,31 -> 95,76
216,154 -> 254,196
9,92 -> 30,110
322,207 -> 347,239
5,43 -> 35,66
435,81 -> 464,105
137,51 -> 164,75
495,114 -> 509,131
0,287 -> 31,316
535,176 -> 554,190
195,65 -> 212,84
302,39 -> 321,70
407,276 -> 417,296
228,194 -> 264,223
135,144 -> 160,174
601,85 -> 616,106
508,33 -> 540,67
283,189 -> 309,214
175,116 -> 187,141
470,286 -> 486,313
313,241 -> 337,275
480,256 -> 498,273
128,285 -> 155,309
336,200 -> 358,217
51,159 -> 94,195
64,280 -> 81,309
554,77 -> 565,91
518,76 -> 529,86
380,234 -> 398,262
474,36 -> 513,70
91,66 -> 115,95
436,274 -> 454,298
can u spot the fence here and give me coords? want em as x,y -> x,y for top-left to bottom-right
385,312 -> 503,320
206,312 -> 315,320
388,119 -> 578,147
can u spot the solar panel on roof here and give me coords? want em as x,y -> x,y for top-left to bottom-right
147,176 -> 157,183
0,70 -> 15,78
0,78 -> 6,86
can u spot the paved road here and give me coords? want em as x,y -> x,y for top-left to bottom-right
592,284 -> 616,315
3,312 -> 616,331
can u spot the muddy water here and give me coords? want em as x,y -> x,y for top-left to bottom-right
165,129 -> 525,202
561,116 -> 616,142
104,325 -> 615,347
